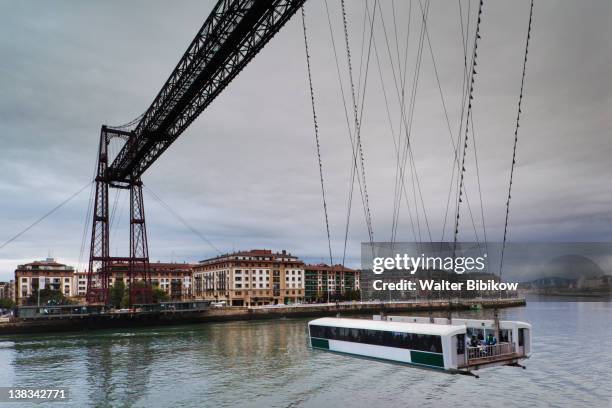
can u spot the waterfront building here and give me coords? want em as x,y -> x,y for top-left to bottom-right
192,249 -> 304,306
14,259 -> 195,305
0,280 -> 15,300
107,262 -> 194,300
14,258 -> 78,305
304,264 -> 360,302
74,271 -> 88,298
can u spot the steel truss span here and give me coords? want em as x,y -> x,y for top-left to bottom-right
87,0 -> 306,306
110,0 -> 306,183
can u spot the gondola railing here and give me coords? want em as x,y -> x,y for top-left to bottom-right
467,342 -> 516,361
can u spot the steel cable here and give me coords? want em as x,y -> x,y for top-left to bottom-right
301,6 -> 334,266
341,0 -> 375,247
453,0 -> 484,251
500,0 -> 534,279
0,181 -> 92,251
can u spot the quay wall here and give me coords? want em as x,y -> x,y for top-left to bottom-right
0,298 -> 525,335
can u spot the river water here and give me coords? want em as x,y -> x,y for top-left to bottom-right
1,300 -> 611,407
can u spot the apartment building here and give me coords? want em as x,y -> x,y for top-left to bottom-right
193,249 -> 304,306
107,261 -> 194,300
0,280 -> 14,301
14,258 -> 78,305
304,263 -> 360,302
74,271 -> 88,298
14,258 -> 194,305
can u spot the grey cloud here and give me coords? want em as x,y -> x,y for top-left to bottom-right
0,0 -> 611,280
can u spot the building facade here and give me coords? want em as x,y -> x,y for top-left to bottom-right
14,259 -> 194,305
0,280 -> 15,301
74,271 -> 88,298
193,249 -> 305,306
13,256 -> 362,306
304,264 -> 360,302
107,262 -> 194,300
14,258 -> 78,305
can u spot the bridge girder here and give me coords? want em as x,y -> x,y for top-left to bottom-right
108,0 -> 306,182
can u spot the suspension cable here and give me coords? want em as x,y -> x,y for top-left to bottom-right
500,0 -> 534,278
341,0 -> 375,246
322,0 -> 371,268
143,185 -> 221,255
110,190 -> 127,245
77,160 -> 98,271
301,6 -> 334,267
453,0 -> 484,251
355,0 -> 378,246
441,0 -> 472,245
109,189 -> 121,232
414,0 -> 485,256
375,0 -> 432,244
371,0 -> 418,243
107,111 -> 145,131
0,181 -> 92,251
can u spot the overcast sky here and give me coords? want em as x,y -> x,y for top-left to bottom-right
0,0 -> 611,281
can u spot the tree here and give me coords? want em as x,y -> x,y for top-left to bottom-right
153,287 -> 169,303
109,281 -> 125,308
0,298 -> 15,310
343,289 -> 360,301
121,289 -> 130,308
129,280 -> 154,305
26,288 -> 68,306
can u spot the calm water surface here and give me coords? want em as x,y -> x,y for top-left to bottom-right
1,301 -> 611,407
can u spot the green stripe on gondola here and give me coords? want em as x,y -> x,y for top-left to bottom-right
311,337 -> 329,349
410,351 -> 444,368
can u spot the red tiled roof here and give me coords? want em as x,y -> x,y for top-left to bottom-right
199,249 -> 299,263
304,263 -> 357,273
16,259 -> 73,269
108,261 -> 195,271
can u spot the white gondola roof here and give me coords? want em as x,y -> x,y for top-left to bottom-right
451,318 -> 532,330
309,317 -> 466,337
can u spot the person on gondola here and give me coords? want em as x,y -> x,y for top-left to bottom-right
470,335 -> 478,348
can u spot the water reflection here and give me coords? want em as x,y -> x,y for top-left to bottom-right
85,336 -> 114,406
84,331 -> 155,407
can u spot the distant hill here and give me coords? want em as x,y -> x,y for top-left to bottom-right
527,277 -> 576,288
522,255 -> 610,292
537,254 -> 605,280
